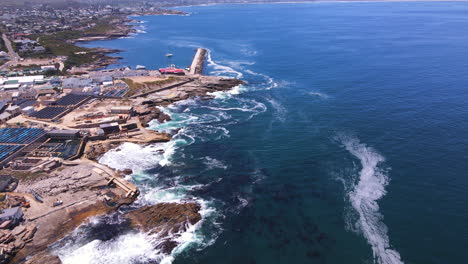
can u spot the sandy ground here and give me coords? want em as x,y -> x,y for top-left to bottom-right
10,161 -> 134,262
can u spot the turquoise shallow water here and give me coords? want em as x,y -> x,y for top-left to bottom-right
60,2 -> 468,264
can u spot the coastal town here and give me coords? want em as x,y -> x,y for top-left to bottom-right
0,2 -> 243,263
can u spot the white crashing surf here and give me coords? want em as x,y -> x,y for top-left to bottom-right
203,156 -> 228,170
207,84 -> 248,99
206,50 -> 244,79
56,232 -> 166,264
98,141 -> 176,171
339,136 -> 404,264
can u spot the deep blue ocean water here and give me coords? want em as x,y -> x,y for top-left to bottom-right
57,2 -> 468,264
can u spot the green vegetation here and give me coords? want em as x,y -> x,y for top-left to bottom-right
0,37 -> 6,52
30,32 -> 97,69
123,77 -> 178,97
27,17 -> 125,69
2,170 -> 46,182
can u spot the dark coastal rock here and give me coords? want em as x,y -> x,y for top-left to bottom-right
134,105 -> 172,127
124,202 -> 201,253
125,202 -> 201,234
85,143 -> 113,160
120,169 -> 133,175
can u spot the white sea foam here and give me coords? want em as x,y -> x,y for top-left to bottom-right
206,50 -> 244,78
203,156 -> 228,170
207,85 -> 248,99
244,69 -> 279,90
99,142 -> 167,171
56,232 -> 166,264
266,97 -> 287,122
201,97 -> 267,120
339,136 -> 403,264
56,204 -> 218,264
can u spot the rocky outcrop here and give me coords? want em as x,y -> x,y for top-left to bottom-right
84,142 -> 119,160
125,202 -> 201,254
0,226 -> 37,264
133,104 -> 171,127
25,252 -> 62,264
173,77 -> 245,100
12,163 -> 135,264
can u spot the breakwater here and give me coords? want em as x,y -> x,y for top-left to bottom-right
189,48 -> 207,75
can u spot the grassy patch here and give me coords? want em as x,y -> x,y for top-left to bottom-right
2,170 -> 46,182
0,37 -> 6,52
28,17 -> 125,69
123,77 -> 178,97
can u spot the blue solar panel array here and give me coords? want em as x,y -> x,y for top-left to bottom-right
53,94 -> 90,106
0,145 -> 22,162
103,89 -> 128,97
0,128 -> 46,144
30,106 -> 68,120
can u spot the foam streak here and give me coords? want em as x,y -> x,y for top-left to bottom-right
340,136 -> 403,264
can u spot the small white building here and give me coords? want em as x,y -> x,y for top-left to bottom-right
2,84 -> 20,91
110,106 -> 133,115
0,112 -> 12,123
0,207 -> 23,225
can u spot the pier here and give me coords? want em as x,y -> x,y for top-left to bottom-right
189,48 -> 207,75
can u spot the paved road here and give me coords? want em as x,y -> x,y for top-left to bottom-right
2,33 -> 21,62
0,34 -> 22,70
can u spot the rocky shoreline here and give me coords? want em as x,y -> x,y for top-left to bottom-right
0,7 -> 246,262
2,73 -> 244,263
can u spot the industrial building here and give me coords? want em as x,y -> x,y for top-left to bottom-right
47,129 -> 80,140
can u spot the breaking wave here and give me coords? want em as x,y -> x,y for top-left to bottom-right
206,50 -> 244,78
338,135 -> 403,264
54,199 -> 220,264
99,142 -> 170,171
203,156 -> 228,170
56,232 -> 166,264
59,47 -> 277,264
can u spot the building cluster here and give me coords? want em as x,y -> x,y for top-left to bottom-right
13,38 -> 45,54
0,5 -> 117,36
0,3 -> 182,37
0,67 -> 160,124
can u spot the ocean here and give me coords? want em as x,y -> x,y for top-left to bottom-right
53,2 -> 468,264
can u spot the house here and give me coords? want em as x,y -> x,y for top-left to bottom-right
50,77 -> 62,87
0,101 -> 7,113
100,122 -> 120,134
5,105 -> 21,117
63,77 -> 92,89
41,65 -> 55,71
47,129 -> 80,140
0,51 -> 8,59
110,106 -> 133,115
0,207 -> 23,225
0,112 -> 12,123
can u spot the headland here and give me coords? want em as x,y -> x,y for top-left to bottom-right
0,46 -> 243,263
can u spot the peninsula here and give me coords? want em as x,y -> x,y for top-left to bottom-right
0,44 -> 243,263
